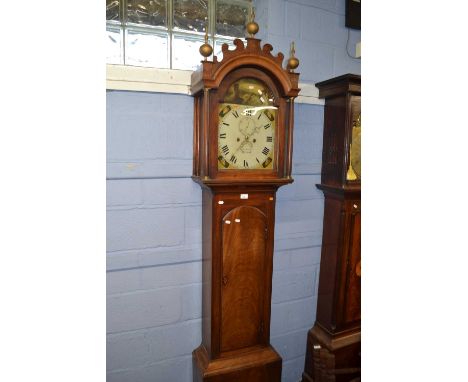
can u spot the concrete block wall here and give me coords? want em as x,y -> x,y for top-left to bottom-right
107,91 -> 324,382
107,2 -> 360,381
255,0 -> 361,83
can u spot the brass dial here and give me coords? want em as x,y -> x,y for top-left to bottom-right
347,114 -> 361,180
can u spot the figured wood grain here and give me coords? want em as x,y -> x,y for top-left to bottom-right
221,206 -> 266,352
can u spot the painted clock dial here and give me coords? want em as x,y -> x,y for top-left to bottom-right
217,78 -> 277,170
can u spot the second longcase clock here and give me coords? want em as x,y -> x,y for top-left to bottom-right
302,74 -> 361,382
191,22 -> 300,382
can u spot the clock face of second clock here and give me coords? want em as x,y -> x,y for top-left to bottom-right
217,78 -> 277,171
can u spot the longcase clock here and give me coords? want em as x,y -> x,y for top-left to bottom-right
302,74 -> 361,382
191,21 -> 300,382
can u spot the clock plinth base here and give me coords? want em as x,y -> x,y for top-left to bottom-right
193,345 -> 282,382
302,325 -> 360,382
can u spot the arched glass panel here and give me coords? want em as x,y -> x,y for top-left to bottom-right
223,78 -> 276,107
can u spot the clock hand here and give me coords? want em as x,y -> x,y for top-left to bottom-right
234,119 -> 264,153
244,121 -> 261,140
232,137 -> 251,156
230,109 -> 263,156
233,124 -> 255,155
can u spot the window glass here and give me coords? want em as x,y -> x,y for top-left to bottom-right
173,0 -> 208,32
106,0 -> 252,69
106,25 -> 123,64
126,29 -> 169,68
216,1 -> 249,38
107,0 -> 120,21
127,0 -> 167,27
172,33 -> 205,70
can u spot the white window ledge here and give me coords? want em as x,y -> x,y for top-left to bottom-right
106,64 -> 324,105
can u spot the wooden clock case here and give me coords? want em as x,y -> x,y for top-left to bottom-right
191,38 -> 300,382
302,74 -> 361,382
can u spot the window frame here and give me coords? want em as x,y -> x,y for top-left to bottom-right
106,0 -> 253,70
105,0 -> 323,105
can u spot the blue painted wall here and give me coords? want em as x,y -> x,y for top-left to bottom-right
107,2 -> 360,382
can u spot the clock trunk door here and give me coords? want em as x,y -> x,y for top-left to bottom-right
220,206 -> 266,353
342,202 -> 361,326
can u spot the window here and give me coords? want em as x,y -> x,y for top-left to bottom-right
106,0 -> 253,70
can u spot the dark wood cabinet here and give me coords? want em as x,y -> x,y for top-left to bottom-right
194,188 -> 281,382
191,32 -> 300,381
302,74 -> 361,382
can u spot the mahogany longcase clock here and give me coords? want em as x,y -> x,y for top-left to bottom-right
191,23 -> 300,382
302,74 -> 361,382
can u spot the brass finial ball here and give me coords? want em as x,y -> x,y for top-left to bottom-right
246,7 -> 259,37
287,56 -> 299,71
199,24 -> 213,59
287,41 -> 299,72
246,21 -> 259,36
199,42 -> 213,58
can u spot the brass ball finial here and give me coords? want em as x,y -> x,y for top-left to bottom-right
246,7 -> 259,37
199,26 -> 213,59
287,41 -> 299,72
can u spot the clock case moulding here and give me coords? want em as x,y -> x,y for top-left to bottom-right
190,37 -> 300,382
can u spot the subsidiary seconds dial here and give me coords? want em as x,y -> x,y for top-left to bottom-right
217,103 -> 276,170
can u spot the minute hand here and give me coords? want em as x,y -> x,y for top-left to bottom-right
233,123 -> 261,154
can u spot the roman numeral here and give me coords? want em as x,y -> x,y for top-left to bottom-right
218,156 -> 229,168
257,113 -> 262,120
264,109 -> 275,121
219,105 -> 231,118
229,155 -> 237,164
262,157 -> 273,168
256,157 -> 260,163
244,160 -> 249,168
266,136 -> 273,142
262,147 -> 270,156
222,145 -> 229,155
232,110 -> 239,118
264,123 -> 271,130
219,133 -> 226,139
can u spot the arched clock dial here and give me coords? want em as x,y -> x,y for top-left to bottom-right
218,104 -> 276,170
